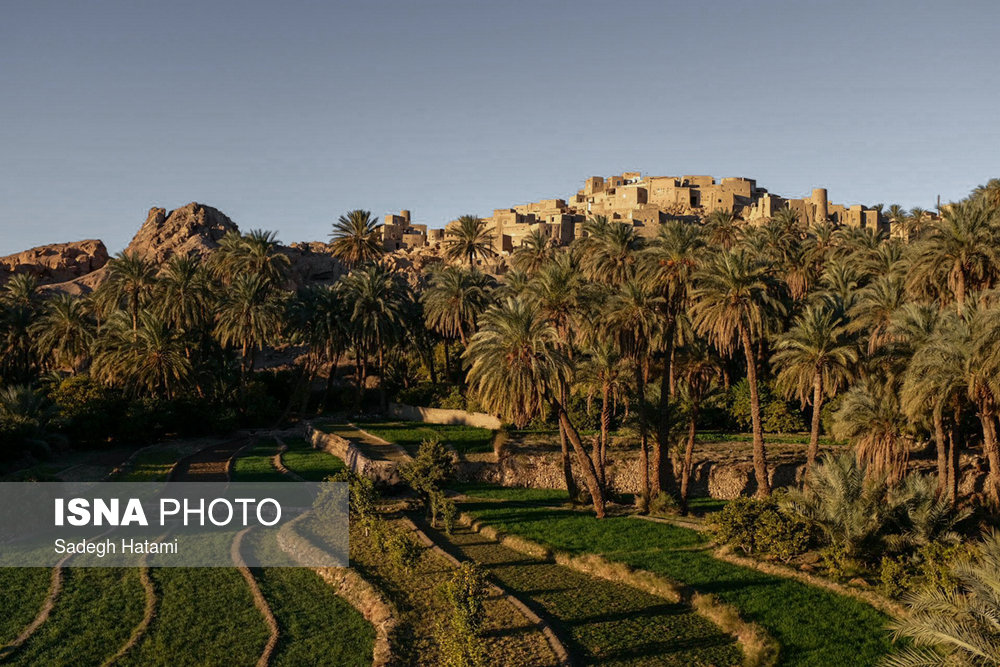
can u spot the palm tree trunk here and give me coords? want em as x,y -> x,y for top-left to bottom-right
558,385 -> 580,502
980,411 -> 1000,508
932,402 -> 948,497
948,403 -> 960,505
556,404 -> 606,519
598,382 -> 610,487
635,364 -> 651,512
804,373 -> 824,488
443,339 -> 452,382
742,330 -> 771,497
679,405 -> 699,515
377,333 -> 387,412
656,322 -> 677,497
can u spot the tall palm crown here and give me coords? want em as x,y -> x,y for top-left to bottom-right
155,254 -> 211,333
772,304 -> 858,481
105,251 -> 157,330
907,199 -> 999,312
689,249 -> 782,357
422,265 -> 494,345
833,379 -> 911,482
578,219 -> 643,286
92,310 -> 192,399
330,210 -> 384,268
690,248 -> 783,496
342,263 -> 408,361
525,253 -> 586,346
30,292 -> 93,373
465,298 -> 568,427
509,229 -> 555,275
703,210 -> 741,250
213,273 -> 284,381
0,274 -> 42,382
444,215 -> 497,268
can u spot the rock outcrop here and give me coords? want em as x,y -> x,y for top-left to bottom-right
126,203 -> 238,263
0,240 -> 109,286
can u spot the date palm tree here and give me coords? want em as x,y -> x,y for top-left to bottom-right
575,342 -> 631,486
31,292 -> 93,374
330,210 -> 384,269
885,530 -> 1000,667
640,220 -> 706,493
691,248 -> 784,496
92,311 -> 192,399
772,304 -> 858,485
444,215 -> 496,268
578,218 -> 643,286
422,266 -> 494,347
703,209 -> 741,250
155,254 -> 212,336
509,228 -> 555,275
213,273 -> 284,387
907,200 -> 998,313
676,339 -> 721,514
465,298 -> 606,517
603,280 -> 664,509
833,379 -> 910,483
0,274 -> 42,383
342,263 -> 408,410
105,251 -> 157,330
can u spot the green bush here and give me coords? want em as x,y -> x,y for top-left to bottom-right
436,562 -> 487,667
762,398 -> 806,433
727,378 -> 806,433
710,496 -> 811,560
649,491 -> 679,517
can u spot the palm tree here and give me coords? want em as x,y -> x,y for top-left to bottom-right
849,275 -> 907,355
213,273 -> 284,386
104,251 -> 157,330
900,314 -> 967,502
330,210 -> 384,269
575,343 -> 631,486
690,249 -> 783,496
703,210 -> 741,250
907,200 -> 998,313
155,254 -> 212,335
0,274 -> 42,383
444,215 -> 496,268
772,304 -> 858,485
971,177 -> 1000,210
92,311 -> 192,399
464,298 -> 606,517
509,228 -> 555,275
422,266 -> 494,347
833,379 -> 911,483
342,264 -> 408,410
526,253 -> 588,500
885,530 -> 1000,667
578,218 -> 643,286
603,280 -> 664,509
640,220 -> 706,493
31,292 -> 93,373
676,340 -> 720,514
968,304 -> 1000,507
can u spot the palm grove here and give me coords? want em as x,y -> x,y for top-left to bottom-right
3,184 -> 1000,520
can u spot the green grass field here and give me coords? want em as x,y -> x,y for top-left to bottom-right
457,485 -> 893,667
0,568 -> 57,647
280,437 -> 346,480
11,568 -> 145,666
357,421 -> 495,455
231,439 -> 284,481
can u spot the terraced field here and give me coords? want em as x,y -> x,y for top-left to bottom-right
419,518 -> 741,666
0,434 -> 374,667
457,486 -> 893,667
356,421 -> 495,456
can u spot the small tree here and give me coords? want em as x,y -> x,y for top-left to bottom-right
437,562 -> 487,667
400,438 -> 455,528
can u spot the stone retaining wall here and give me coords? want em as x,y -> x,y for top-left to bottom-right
387,402 -> 502,430
307,425 -> 401,486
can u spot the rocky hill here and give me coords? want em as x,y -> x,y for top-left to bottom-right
0,239 -> 109,286
9,202 -> 349,293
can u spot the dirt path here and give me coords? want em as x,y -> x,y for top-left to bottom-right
169,436 -> 251,482
420,521 -> 742,666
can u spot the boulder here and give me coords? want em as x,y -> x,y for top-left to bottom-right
0,239 -> 109,286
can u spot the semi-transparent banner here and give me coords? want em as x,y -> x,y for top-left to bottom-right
0,482 -> 348,567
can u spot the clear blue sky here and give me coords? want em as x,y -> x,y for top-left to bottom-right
2,0 -> 998,255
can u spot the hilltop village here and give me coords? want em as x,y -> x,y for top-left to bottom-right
378,172 -> 887,255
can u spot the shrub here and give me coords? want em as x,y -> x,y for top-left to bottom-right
400,439 -> 455,527
762,398 -> 806,433
711,496 -> 811,560
436,562 -> 487,667
649,491 -> 679,517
